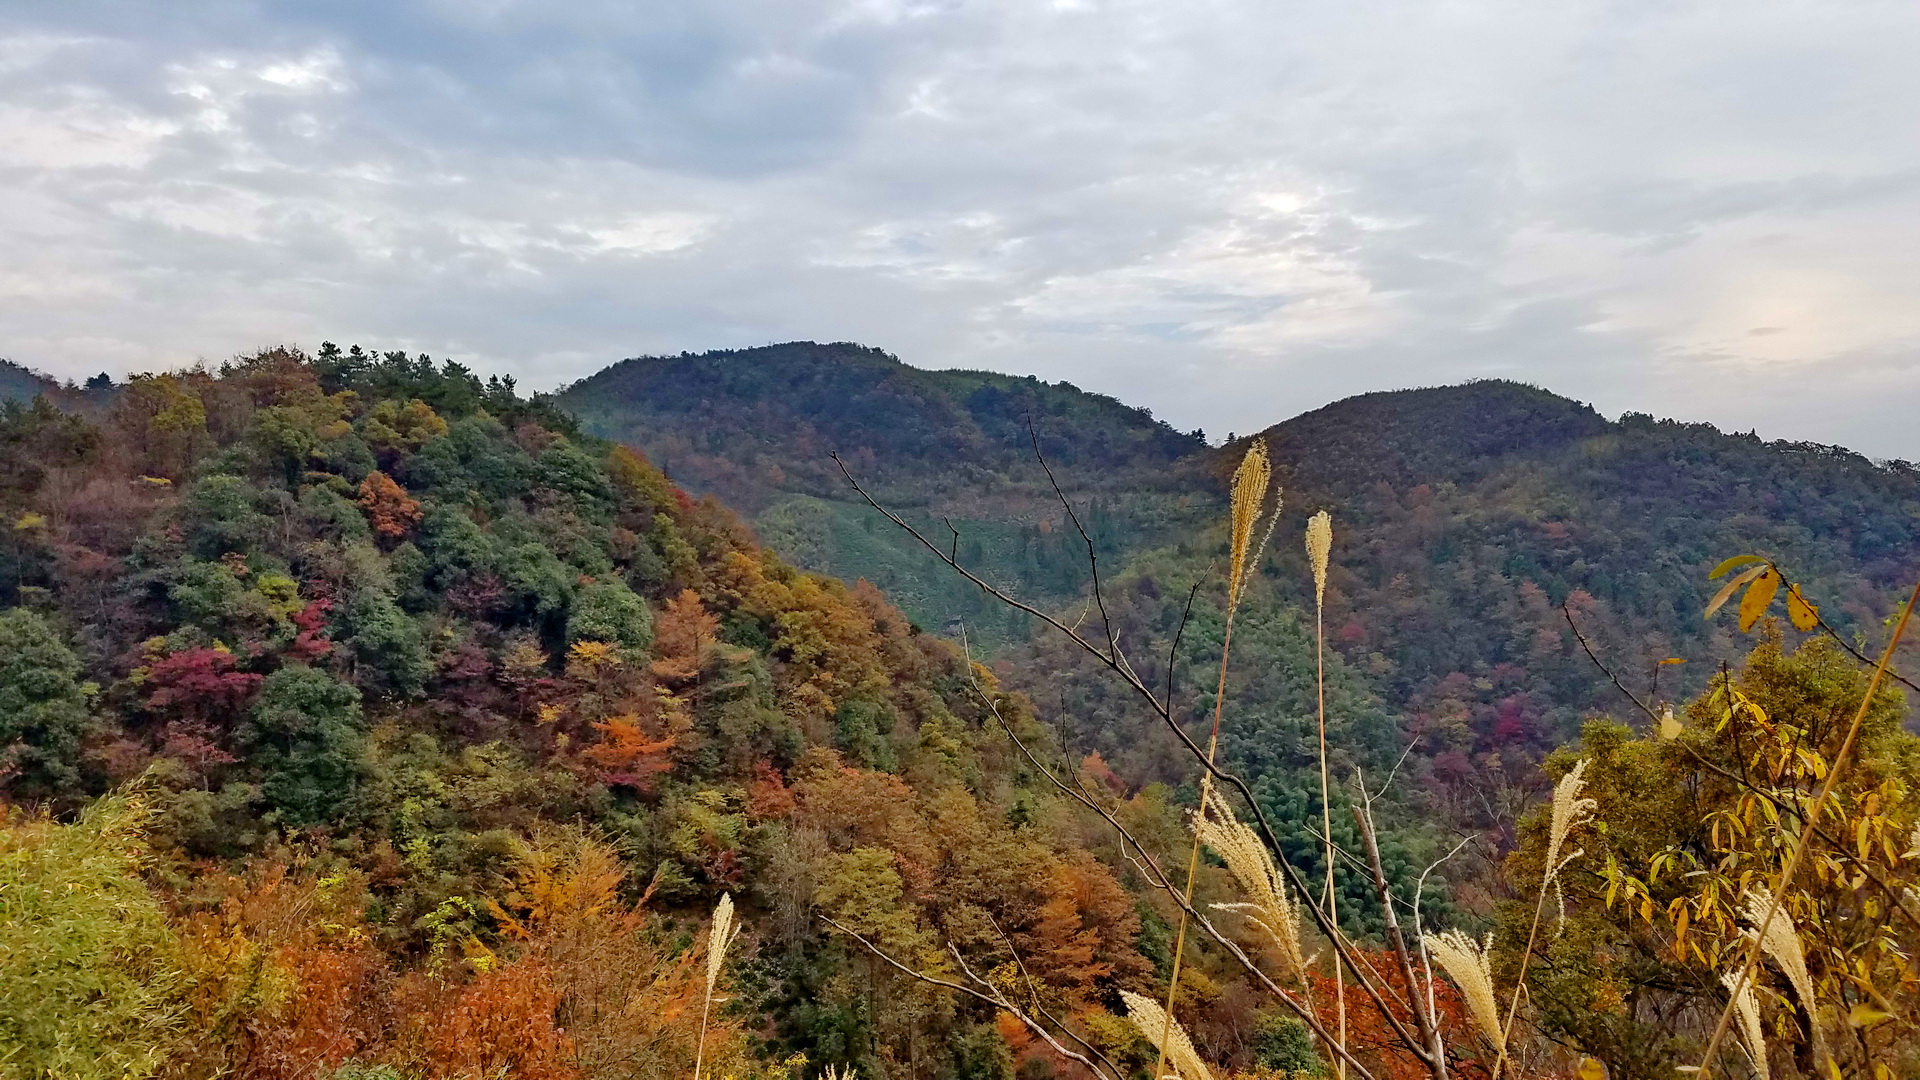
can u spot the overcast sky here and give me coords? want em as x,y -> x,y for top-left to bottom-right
3,1 -> 1918,458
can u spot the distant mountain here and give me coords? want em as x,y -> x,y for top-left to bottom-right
560,342 -> 1210,641
560,341 -> 1202,509
1225,378 -> 1919,743
559,347 -> 1920,790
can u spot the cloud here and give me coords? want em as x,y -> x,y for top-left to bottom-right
1,0 -> 1918,458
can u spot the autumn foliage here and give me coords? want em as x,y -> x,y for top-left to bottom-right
356,470 -> 420,541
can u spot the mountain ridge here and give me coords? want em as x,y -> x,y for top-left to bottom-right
558,343 -> 1920,771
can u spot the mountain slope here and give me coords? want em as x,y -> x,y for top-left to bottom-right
561,341 -> 1212,641
560,340 -> 1203,511
1231,380 -> 1920,709
558,351 -> 1920,803
0,345 -> 1224,1078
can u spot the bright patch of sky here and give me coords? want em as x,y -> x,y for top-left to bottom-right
2,0 -> 1918,456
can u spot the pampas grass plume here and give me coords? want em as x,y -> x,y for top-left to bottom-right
1545,759 -> 1596,872
708,891 -> 737,992
694,891 -> 739,1080
1720,969 -> 1769,1080
1122,990 -> 1215,1080
1424,930 -> 1504,1054
1741,887 -> 1815,1025
1227,441 -> 1275,614
1192,788 -> 1307,979
1306,510 -> 1332,606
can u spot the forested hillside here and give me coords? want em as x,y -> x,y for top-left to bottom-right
2,346 -> 1337,1079
0,359 -> 55,403
560,343 -> 1212,644
562,349 -> 1919,762
6,343 -> 1920,1078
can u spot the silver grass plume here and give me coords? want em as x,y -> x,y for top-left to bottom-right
707,891 -> 738,994
694,891 -> 739,1080
1544,758 -> 1597,931
1122,990 -> 1215,1080
1423,930 -> 1504,1054
1720,969 -> 1769,1080
1192,787 -> 1307,979
1306,510 -> 1332,606
1740,887 -> 1818,1036
1226,441 -> 1276,617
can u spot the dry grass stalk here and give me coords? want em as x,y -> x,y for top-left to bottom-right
693,891 -> 739,1080
1226,440 -> 1275,615
1720,969 -> 1769,1080
1490,757 -> 1595,1079
1193,787 -> 1308,979
1122,990 -> 1215,1080
1158,439 -> 1278,1079
1306,509 -> 1345,1073
1424,930 -> 1504,1055
1740,887 -> 1816,1029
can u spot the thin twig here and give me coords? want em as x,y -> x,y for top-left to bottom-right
955,633 -> 1385,1080
820,916 -> 1122,1080
836,453 -> 1437,1065
1695,577 -> 1920,1076
1563,603 -> 1920,937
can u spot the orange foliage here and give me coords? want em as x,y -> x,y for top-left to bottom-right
487,829 -> 736,1079
400,961 -> 577,1080
166,862 -> 389,1080
651,588 -> 718,685
580,712 -> 677,791
1023,853 -> 1145,997
718,549 -> 890,719
244,943 -> 388,1078
1308,952 -> 1491,1080
357,470 -> 421,540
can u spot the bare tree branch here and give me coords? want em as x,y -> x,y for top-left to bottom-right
835,452 -> 1438,1067
819,915 -> 1122,1080
956,633 -> 1389,1080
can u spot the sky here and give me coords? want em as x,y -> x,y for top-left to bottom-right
3,1 -> 1918,458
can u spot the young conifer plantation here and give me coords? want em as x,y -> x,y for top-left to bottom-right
1,345 -> 1917,1080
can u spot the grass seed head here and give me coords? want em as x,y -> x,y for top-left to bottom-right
1227,440 -> 1274,615
1720,969 -> 1769,1080
1424,929 -> 1504,1053
1543,757 -> 1598,929
707,891 -> 736,992
1121,990 -> 1214,1080
1740,887 -> 1815,1026
1306,510 -> 1332,607
1193,788 -> 1307,979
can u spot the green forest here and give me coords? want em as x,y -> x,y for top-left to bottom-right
3,343 -> 1919,1080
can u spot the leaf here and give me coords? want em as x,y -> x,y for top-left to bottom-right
1737,568 -> 1780,632
1786,584 -> 1819,631
1709,554 -> 1767,579
1705,564 -> 1768,619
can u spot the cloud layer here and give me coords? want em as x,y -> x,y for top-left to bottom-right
3,0 -> 1918,456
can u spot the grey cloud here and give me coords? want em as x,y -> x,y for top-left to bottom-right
2,0 -> 1918,460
